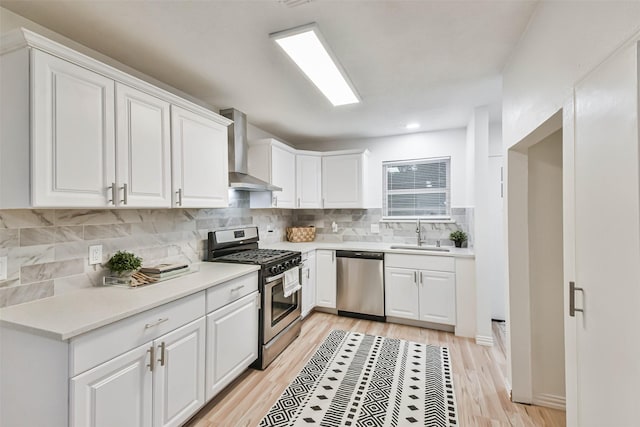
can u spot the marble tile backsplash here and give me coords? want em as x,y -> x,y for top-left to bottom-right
0,191 -> 291,308
0,193 -> 472,308
292,208 -> 474,246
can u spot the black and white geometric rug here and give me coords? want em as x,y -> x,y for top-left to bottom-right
259,330 -> 458,426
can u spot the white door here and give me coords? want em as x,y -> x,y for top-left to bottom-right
384,267 -> 419,320
116,83 -> 171,207
31,49 -> 115,207
419,270 -> 456,325
322,154 -> 362,208
205,292 -> 259,400
296,155 -> 322,208
153,317 -> 205,427
271,145 -> 296,208
571,42 -> 640,426
315,250 -> 336,308
171,106 -> 228,208
71,343 -> 152,427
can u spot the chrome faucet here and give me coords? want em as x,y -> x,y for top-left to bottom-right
436,239 -> 441,248
416,218 -> 423,246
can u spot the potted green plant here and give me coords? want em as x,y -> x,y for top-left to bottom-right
449,230 -> 468,248
106,250 -> 142,280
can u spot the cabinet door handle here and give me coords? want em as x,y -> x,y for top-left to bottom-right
255,294 -> 261,309
322,198 -> 325,208
176,188 -> 183,206
147,345 -> 155,372
158,342 -> 166,366
108,183 -> 116,205
144,317 -> 169,329
413,271 -> 417,284
121,183 -> 128,205
569,281 -> 584,317
274,196 -> 278,207
307,269 -> 310,279
332,251 -> 335,262
298,197 -> 301,208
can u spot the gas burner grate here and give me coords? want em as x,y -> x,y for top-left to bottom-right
215,249 -> 295,265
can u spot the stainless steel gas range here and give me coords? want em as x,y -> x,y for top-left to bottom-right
207,227 -> 302,370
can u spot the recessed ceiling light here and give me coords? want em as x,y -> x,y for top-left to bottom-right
271,23 -> 360,107
406,123 -> 420,130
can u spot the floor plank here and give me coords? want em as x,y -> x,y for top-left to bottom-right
185,312 -> 565,427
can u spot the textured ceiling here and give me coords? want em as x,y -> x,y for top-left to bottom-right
0,1 -> 538,143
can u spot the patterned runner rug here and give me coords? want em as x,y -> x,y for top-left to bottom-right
259,330 -> 458,426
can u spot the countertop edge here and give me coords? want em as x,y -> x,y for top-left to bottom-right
0,263 -> 260,341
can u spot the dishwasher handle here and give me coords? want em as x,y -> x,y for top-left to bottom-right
335,250 -> 384,260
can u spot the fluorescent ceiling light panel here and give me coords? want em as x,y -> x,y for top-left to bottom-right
271,24 -> 360,106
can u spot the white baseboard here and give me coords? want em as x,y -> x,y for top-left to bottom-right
532,393 -> 566,411
475,334 -> 494,346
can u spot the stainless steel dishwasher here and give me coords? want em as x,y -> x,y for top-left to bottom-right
336,250 -> 385,322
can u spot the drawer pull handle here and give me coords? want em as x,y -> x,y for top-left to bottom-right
144,317 -> 169,329
230,285 -> 244,292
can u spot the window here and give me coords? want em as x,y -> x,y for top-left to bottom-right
382,157 -> 451,219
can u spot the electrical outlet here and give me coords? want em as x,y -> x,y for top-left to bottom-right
370,223 -> 380,234
0,256 -> 7,281
89,245 -> 102,265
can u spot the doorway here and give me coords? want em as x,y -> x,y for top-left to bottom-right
506,111 -> 566,412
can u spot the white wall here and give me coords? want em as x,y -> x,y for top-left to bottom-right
503,1 -> 640,149
469,107 -> 493,345
528,130 -> 565,407
295,128 -> 468,208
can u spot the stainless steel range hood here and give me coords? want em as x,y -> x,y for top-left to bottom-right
220,108 -> 282,192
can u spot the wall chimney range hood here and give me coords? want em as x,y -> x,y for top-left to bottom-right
219,108 -> 282,192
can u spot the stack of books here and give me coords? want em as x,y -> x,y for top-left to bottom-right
139,263 -> 190,280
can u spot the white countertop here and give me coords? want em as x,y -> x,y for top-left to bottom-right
262,241 -> 475,258
0,262 -> 259,341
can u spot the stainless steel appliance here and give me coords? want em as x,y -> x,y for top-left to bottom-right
219,108 -> 282,192
208,227 -> 302,369
336,250 -> 385,322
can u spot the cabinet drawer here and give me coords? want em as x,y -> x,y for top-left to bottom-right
385,253 -> 454,272
206,272 -> 259,313
70,291 -> 205,376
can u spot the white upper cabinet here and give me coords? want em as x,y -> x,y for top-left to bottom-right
248,139 -> 296,208
32,49 -> 116,207
116,83 -> 172,208
322,151 -> 370,208
171,106 -> 229,208
0,29 -> 231,209
296,154 -> 323,209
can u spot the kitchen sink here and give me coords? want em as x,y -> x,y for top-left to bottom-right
389,245 -> 450,252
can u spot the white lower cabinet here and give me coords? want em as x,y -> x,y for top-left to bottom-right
205,292 -> 259,400
71,343 -> 153,427
71,317 -> 206,427
385,267 -> 420,320
316,250 -> 337,309
0,272 -> 261,427
153,318 -> 206,427
385,254 -> 456,326
301,251 -> 317,317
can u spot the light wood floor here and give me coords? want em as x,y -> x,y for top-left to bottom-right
186,312 -> 565,427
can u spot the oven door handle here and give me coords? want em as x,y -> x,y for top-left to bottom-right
265,272 -> 285,283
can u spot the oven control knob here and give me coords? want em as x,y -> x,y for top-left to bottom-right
284,261 -> 291,269
269,266 -> 278,274
278,264 -> 285,273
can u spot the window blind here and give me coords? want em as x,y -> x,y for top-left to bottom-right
382,157 -> 451,219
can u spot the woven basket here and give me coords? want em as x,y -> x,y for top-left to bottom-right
286,226 -> 316,242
